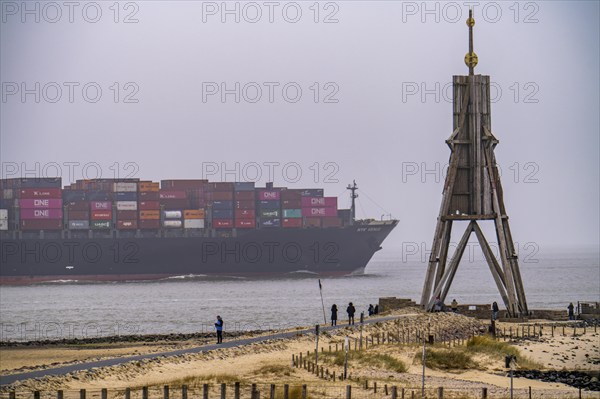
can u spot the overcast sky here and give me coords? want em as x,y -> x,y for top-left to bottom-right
1,1 -> 598,253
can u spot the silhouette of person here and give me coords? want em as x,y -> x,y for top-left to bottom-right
215,315 -> 224,344
331,304 -> 338,326
347,302 -> 356,325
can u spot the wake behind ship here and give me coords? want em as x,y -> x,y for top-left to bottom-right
0,178 -> 397,284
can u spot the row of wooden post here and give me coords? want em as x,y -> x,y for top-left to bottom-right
497,323 -> 596,341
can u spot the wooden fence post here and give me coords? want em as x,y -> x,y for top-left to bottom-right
270,384 -> 275,399
528,386 -> 532,399
385,384 -> 388,395
57,390 -> 64,399
164,385 -> 169,399
235,382 -> 241,399
34,392 -> 41,399
481,387 -> 488,399
301,385 -> 307,399
373,382 -> 377,393
283,385 -> 289,399
203,384 -> 209,399
80,389 -> 86,399
437,387 -> 443,399
221,383 -> 226,399
142,387 -> 149,399
101,388 -> 107,399
251,384 -> 258,399
391,386 -> 397,399
345,385 -> 351,399
182,385 -> 187,399
9,392 -> 16,399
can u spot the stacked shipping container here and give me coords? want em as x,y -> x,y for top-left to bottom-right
0,178 -> 349,233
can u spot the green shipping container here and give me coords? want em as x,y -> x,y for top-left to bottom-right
260,209 -> 279,218
91,220 -> 112,229
282,209 -> 302,218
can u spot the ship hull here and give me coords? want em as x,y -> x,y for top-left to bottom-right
0,222 -> 396,284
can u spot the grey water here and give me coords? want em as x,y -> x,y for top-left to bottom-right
0,248 -> 598,342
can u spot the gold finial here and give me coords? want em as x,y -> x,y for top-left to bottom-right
464,9 -> 477,74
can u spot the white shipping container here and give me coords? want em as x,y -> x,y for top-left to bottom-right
116,201 -> 138,211
0,220 -> 7,230
163,211 -> 182,219
113,182 -> 138,192
0,209 -> 7,220
163,220 -> 182,228
2,189 -> 14,199
184,219 -> 205,229
68,220 -> 90,229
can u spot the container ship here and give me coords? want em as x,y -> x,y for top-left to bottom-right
0,178 -> 397,284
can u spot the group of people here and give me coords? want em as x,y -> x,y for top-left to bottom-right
211,301 -> 579,343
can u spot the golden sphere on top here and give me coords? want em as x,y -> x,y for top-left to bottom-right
466,17 -> 475,27
464,52 -> 478,68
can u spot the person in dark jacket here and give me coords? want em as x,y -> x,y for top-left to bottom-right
347,302 -> 356,325
568,303 -> 575,320
331,304 -> 338,326
215,315 -> 224,344
492,302 -> 499,321
374,304 -> 379,315
368,304 -> 374,316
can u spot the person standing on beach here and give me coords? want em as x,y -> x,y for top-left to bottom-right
347,302 -> 356,325
368,304 -> 374,316
568,303 -> 575,320
492,301 -> 499,320
451,299 -> 458,313
331,304 -> 338,326
215,315 -> 224,344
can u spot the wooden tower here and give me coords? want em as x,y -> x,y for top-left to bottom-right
420,10 -> 528,317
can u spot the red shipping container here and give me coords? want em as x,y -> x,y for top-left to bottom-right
117,220 -> 138,229
117,210 -> 137,219
90,201 -> 112,210
282,199 -> 302,209
20,208 -> 63,219
235,219 -> 255,229
159,190 -> 187,200
66,201 -> 88,211
209,191 -> 234,201
301,197 -> 338,208
257,190 -> 280,201
280,190 -> 302,200
234,191 -> 255,200
235,209 -> 256,219
213,219 -> 233,228
322,217 -> 342,228
20,219 -> 62,230
234,200 -> 255,210
161,199 -> 190,210
139,191 -> 160,200
161,180 -> 208,190
20,188 -> 62,199
139,210 -> 160,220
91,210 -> 112,220
304,217 -> 322,228
302,207 -> 337,217
282,218 -> 303,228
207,182 -> 234,192
139,201 -> 160,210
19,199 -> 62,209
67,210 -> 89,220
139,219 -> 160,229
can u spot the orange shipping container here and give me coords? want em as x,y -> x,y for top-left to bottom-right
91,210 -> 112,220
184,209 -> 205,219
138,182 -> 160,192
139,210 -> 160,220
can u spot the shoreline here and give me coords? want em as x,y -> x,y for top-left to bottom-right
1,310 -> 598,397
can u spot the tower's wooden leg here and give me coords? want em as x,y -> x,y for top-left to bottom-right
473,222 -> 510,309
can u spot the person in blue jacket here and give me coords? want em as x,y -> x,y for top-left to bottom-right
215,315 -> 224,344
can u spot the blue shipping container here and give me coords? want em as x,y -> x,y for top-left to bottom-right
63,190 -> 87,202
258,200 -> 280,209
212,200 -> 233,210
114,192 -> 137,201
212,209 -> 234,219
234,182 -> 255,191
282,209 -> 302,218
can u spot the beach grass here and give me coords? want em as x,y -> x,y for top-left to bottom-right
466,335 -> 542,369
320,350 -> 407,373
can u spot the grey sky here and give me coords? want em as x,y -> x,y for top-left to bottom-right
1,1 -> 598,252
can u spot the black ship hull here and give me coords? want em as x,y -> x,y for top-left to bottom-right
0,221 -> 397,284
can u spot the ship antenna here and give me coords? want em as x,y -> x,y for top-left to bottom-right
346,180 -> 358,225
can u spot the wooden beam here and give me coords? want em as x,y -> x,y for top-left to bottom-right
473,221 -> 510,309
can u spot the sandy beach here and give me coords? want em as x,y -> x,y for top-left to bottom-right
1,309 -> 598,398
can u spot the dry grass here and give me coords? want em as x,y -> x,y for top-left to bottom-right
466,335 -> 542,369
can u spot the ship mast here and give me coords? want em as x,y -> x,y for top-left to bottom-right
346,180 -> 358,225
